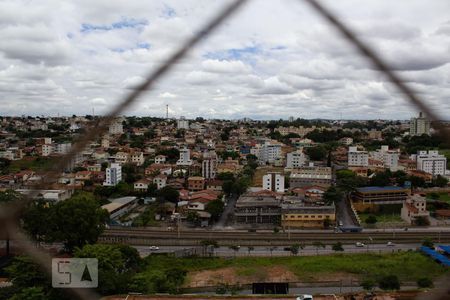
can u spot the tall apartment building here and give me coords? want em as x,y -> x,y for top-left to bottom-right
348,146 -> 368,167
263,172 -> 285,193
55,143 -> 72,155
410,112 -> 430,136
103,163 -> 122,186
109,120 -> 124,135
251,142 -> 282,165
412,150 -> 447,176
202,151 -> 218,179
176,146 -> 193,166
286,149 -> 307,169
177,116 -> 189,130
370,145 -> 399,171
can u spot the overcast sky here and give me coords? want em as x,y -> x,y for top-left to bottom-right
0,0 -> 449,120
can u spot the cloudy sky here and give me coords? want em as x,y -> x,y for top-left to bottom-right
0,0 -> 449,120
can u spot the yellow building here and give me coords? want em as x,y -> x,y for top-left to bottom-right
281,203 -> 336,229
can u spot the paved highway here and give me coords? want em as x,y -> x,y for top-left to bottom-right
135,243 -> 419,257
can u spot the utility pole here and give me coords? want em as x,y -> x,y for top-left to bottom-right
166,104 -> 169,119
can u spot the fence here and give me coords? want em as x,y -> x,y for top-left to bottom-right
1,0 -> 449,299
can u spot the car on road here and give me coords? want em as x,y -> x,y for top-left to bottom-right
387,241 -> 395,247
338,221 -> 343,226
355,242 -> 365,247
296,295 -> 313,300
149,246 -> 159,251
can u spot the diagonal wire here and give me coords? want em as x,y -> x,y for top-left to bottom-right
301,1 -> 450,299
1,0 -> 249,299
302,0 -> 449,140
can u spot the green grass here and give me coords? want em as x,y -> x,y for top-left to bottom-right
142,252 -> 447,282
359,213 -> 404,224
7,157 -> 53,172
426,192 -> 450,204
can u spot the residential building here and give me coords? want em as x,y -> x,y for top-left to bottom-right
109,120 -> 124,135
188,176 -> 205,191
115,152 -> 129,164
153,174 -> 167,190
103,163 -> 122,186
251,142 -> 282,165
176,147 -> 192,166
42,144 -> 53,156
289,166 -> 332,188
412,150 -> 447,176
177,116 -> 189,130
202,151 -> 218,179
286,149 -> 307,169
348,146 -> 368,167
410,112 -> 430,136
134,179 -> 151,192
263,172 -> 285,193
154,155 -> 166,164
401,194 -> 430,225
339,137 -> 353,146
130,151 -> 144,166
370,145 -> 400,171
55,143 -> 71,155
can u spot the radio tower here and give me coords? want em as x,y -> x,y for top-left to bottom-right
166,104 -> 169,119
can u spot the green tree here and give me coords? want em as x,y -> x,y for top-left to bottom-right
323,186 -> 343,205
186,211 -> 201,226
157,186 -> 180,203
9,287 -> 46,300
229,245 -> 240,257
290,244 -> 301,256
378,275 -> 400,290
50,193 -> 109,252
415,216 -> 430,226
305,145 -> 327,161
433,175 -> 448,188
205,199 -> 225,222
312,241 -> 326,255
332,242 -> 344,252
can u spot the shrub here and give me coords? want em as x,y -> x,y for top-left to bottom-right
417,277 -> 433,288
361,279 -> 375,291
378,275 -> 400,290
365,215 -> 378,224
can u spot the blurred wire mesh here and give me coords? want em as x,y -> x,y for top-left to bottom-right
0,0 -> 448,299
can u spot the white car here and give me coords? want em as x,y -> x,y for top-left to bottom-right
355,242 -> 365,247
149,246 -> 160,251
338,221 -> 343,226
296,295 -> 313,300
387,242 -> 395,247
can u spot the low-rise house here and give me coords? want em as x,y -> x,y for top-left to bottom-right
134,178 -> 152,192
115,152 -> 129,164
188,176 -> 205,191
130,151 -> 144,166
155,155 -> 166,164
153,174 -> 167,190
401,194 -> 430,225
281,202 -> 335,229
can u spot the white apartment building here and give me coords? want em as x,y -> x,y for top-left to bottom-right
202,151 -> 218,179
55,143 -> 72,155
348,146 -> 368,167
412,150 -> 447,176
42,144 -> 53,156
103,163 -> 122,186
177,116 -> 189,130
130,151 -> 144,166
286,149 -> 307,169
154,155 -> 166,164
251,142 -> 282,165
115,152 -> 129,164
263,172 -> 285,193
176,147 -> 192,166
109,121 -> 124,135
410,112 -> 430,136
153,174 -> 167,190
370,145 -> 400,171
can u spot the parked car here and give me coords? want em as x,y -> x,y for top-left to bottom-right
149,246 -> 159,251
296,295 -> 313,300
338,221 -> 344,226
387,241 -> 395,247
355,242 -> 365,247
